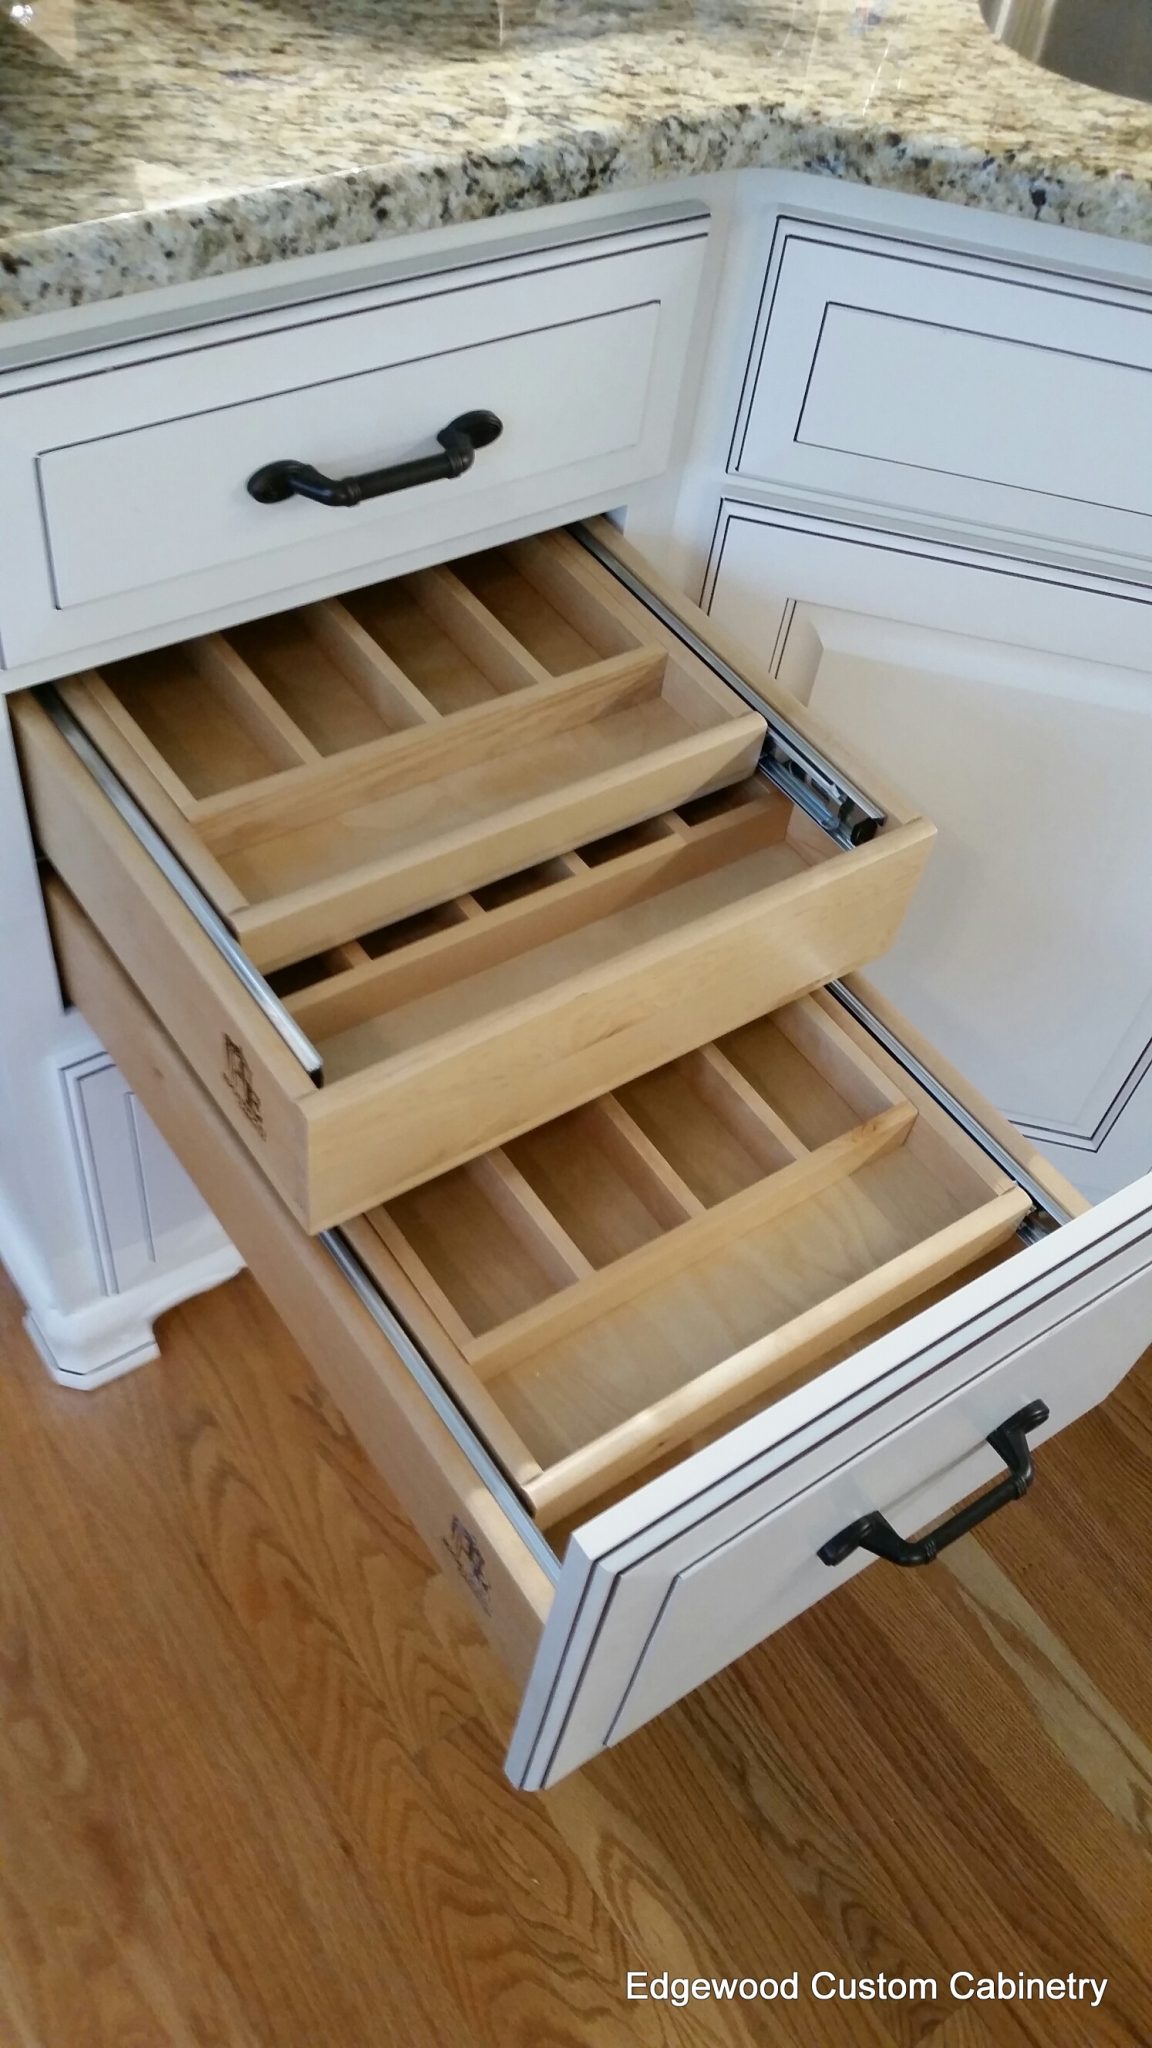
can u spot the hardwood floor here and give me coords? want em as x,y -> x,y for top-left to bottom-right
1,1264 -> 1151,2048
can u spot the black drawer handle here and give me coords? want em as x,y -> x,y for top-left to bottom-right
818,1398 -> 1050,1569
246,409 -> 503,508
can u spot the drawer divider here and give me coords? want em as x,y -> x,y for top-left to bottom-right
470,1152 -> 594,1287
325,939 -> 374,971
410,567 -> 553,694
192,648 -> 671,851
830,982 -> 1075,1228
691,1044 -> 808,1165
302,600 -> 445,731
465,1103 -> 918,1382
75,669 -> 206,820
490,535 -> 650,661
773,999 -> 909,1119
523,1184 -> 1032,1524
586,1097 -> 704,1225
362,1205 -> 481,1354
186,634 -> 322,769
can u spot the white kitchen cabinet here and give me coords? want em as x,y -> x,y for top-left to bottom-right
5,176 -> 1152,1787
704,502 -> 1152,1203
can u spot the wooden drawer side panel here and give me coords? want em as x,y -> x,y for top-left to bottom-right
44,879 -> 552,1689
13,694 -> 316,1225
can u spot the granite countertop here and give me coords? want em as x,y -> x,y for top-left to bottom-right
3,0 -> 1152,323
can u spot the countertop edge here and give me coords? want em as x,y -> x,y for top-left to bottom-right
5,103 -> 1152,327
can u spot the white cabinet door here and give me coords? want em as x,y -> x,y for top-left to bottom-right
507,1172 -> 1152,1787
703,504 -> 1152,1203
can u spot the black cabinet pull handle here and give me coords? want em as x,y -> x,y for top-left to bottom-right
246,409 -> 503,509
818,1398 -> 1050,1569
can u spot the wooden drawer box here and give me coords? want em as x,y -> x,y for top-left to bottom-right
12,526 -> 933,1230
350,987 -> 1034,1525
0,209 -> 705,675
49,877 -> 1152,1790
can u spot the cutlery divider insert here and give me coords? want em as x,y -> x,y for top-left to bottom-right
228,601 -> 440,752
355,990 -> 1032,1524
189,650 -> 675,853
80,636 -> 317,803
55,529 -> 767,969
403,567 -> 554,695
336,563 -> 561,713
451,535 -> 644,672
273,783 -> 795,1063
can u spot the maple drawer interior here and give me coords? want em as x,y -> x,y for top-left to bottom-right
14,526 -> 934,1232
343,987 -> 1032,1526
54,531 -> 770,970
264,783 -> 875,1090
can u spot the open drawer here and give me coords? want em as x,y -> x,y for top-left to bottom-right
48,879 -> 1152,1792
11,524 -> 933,1231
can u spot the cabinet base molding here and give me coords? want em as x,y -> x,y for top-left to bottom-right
2,1216 -> 244,1390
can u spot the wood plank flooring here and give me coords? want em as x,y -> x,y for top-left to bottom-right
1,1263 -> 1151,2047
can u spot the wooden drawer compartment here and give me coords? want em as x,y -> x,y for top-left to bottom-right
48,532 -> 767,968
13,527 -> 933,1232
344,989 -> 1033,1525
48,880 -> 1152,1792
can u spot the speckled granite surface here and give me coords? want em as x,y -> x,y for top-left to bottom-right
3,0 -> 1152,322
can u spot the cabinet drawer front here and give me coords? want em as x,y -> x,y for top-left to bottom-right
736,221 -> 1152,564
41,305 -> 659,613
508,1189 -> 1152,1787
13,526 -> 931,1231
0,215 -> 705,672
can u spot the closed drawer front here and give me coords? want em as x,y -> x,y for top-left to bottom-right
12,524 -> 933,1230
735,220 -> 1152,565
0,211 -> 705,672
49,876 -> 1152,1790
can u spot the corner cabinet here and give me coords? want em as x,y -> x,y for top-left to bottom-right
688,206 -> 1152,1209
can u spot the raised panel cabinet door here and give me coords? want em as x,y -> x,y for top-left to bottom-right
703,505 -> 1152,1203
